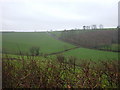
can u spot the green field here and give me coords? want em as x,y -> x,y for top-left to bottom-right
2,32 -> 119,61
63,48 -> 118,61
50,31 -> 62,38
98,44 -> 120,51
2,32 -> 75,54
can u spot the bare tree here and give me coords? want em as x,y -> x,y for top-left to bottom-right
86,26 -> 90,30
99,24 -> 103,29
91,25 -> 97,30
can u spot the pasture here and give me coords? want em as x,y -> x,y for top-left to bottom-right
64,48 -> 118,62
2,31 -> 119,61
98,44 -> 120,51
2,32 -> 75,54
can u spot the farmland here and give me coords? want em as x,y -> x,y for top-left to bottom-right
98,44 -> 120,51
2,32 -> 75,54
2,31 -> 119,61
64,48 -> 118,62
2,29 -> 120,88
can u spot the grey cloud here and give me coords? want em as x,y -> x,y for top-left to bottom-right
0,0 -> 119,31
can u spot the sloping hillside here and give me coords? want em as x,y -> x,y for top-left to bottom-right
2,32 -> 75,54
60,30 -> 118,48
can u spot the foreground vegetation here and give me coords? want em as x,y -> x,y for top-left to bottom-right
2,54 -> 119,88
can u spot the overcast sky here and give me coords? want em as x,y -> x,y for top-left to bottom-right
0,0 -> 119,31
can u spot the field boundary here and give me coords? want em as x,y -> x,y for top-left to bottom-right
45,46 -> 79,56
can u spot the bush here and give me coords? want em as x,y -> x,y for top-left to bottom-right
56,54 -> 65,63
2,54 -> 119,88
30,47 -> 40,56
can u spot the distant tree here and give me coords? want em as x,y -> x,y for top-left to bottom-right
99,24 -> 103,29
83,26 -> 86,30
91,25 -> 97,30
86,26 -> 90,30
64,29 -> 66,31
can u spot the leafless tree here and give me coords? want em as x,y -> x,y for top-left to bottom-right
91,25 -> 97,30
99,24 -> 103,29
86,26 -> 90,30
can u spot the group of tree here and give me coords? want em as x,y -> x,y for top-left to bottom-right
83,24 -> 103,30
60,30 -> 118,49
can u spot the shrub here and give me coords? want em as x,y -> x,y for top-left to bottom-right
56,54 -> 65,63
29,47 -> 40,56
2,54 -> 119,88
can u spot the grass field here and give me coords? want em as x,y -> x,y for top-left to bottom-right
2,32 -> 119,61
63,48 -> 118,62
98,44 -> 120,51
2,32 -> 75,54
50,31 -> 62,38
